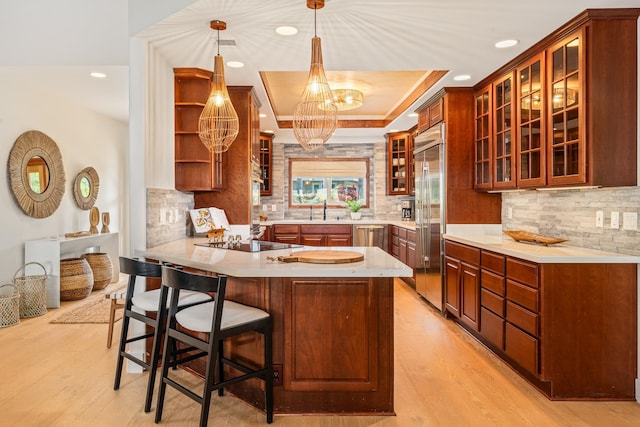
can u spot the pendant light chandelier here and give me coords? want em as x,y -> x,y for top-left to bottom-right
198,20 -> 239,153
293,0 -> 337,152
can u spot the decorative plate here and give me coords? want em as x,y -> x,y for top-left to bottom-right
503,230 -> 567,246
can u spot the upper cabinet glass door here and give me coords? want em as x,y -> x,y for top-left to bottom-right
517,53 -> 545,187
547,31 -> 585,185
492,72 -> 516,189
474,85 -> 492,190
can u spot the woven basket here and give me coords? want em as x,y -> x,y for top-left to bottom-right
81,253 -> 113,291
0,284 -> 20,328
13,262 -> 48,318
60,258 -> 94,301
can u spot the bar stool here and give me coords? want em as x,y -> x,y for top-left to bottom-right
154,266 -> 273,427
113,257 -> 211,413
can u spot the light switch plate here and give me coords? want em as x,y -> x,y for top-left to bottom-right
623,212 -> 638,231
611,211 -> 620,229
272,204 -> 277,212
508,207 -> 513,219
595,210 -> 603,227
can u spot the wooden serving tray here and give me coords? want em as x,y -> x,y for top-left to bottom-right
503,230 -> 567,246
275,250 -> 364,264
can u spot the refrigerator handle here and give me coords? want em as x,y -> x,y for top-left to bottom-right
422,164 -> 431,265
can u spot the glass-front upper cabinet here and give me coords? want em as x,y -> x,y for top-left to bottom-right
492,72 -> 516,189
517,53 -> 545,188
547,30 -> 584,185
387,131 -> 410,195
473,85 -> 492,190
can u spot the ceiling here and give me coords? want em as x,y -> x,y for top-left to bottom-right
2,0 -> 639,144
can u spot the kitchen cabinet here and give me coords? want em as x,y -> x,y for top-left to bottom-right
173,68 -> 223,191
272,224 -> 300,244
300,224 -> 352,246
446,239 -> 637,399
473,9 -> 639,190
259,133 -> 272,196
193,86 -> 261,226
417,97 -> 443,134
386,130 -> 413,195
444,241 -> 480,331
389,225 -> 416,286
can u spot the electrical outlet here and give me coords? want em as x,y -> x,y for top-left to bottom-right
262,204 -> 267,211
507,207 -> 513,219
272,204 -> 277,212
622,212 -> 638,231
159,208 -> 167,225
611,211 -> 620,229
595,210 -> 603,228
272,364 -> 283,386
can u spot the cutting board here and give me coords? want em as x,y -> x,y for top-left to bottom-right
276,250 -> 364,264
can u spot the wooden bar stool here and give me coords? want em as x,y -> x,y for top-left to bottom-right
113,257 -> 211,413
154,266 -> 273,427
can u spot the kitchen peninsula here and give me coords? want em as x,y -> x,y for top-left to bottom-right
138,237 -> 412,415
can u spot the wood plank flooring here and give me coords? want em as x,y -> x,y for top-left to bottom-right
1,278 -> 639,426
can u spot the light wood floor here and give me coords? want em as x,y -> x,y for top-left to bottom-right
1,279 -> 639,426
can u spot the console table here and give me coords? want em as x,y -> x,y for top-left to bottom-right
24,232 -> 120,308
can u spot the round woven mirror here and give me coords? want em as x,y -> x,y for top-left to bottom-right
73,167 -> 99,210
8,130 -> 66,218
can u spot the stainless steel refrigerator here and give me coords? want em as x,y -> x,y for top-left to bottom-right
414,123 -> 445,311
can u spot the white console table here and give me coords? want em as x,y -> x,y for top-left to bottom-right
24,232 -> 120,308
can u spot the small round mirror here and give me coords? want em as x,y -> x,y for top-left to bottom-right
73,167 -> 99,210
26,155 -> 51,194
79,176 -> 91,198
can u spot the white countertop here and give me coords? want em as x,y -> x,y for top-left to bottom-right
444,232 -> 640,264
262,219 -> 416,230
137,237 -> 413,278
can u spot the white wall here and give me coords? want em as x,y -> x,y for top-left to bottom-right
0,67 -> 128,283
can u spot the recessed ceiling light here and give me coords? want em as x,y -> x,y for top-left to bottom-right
276,26 -> 298,36
388,129 -> 400,133
226,61 -> 244,68
259,113 -> 267,118
453,74 -> 471,81
495,39 -> 518,49
264,130 -> 274,134
407,113 -> 418,117
90,72 -> 106,78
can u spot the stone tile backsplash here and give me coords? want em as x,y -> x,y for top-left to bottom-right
502,187 -> 640,256
147,188 -> 193,248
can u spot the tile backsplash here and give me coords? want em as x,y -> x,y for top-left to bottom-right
502,187 -> 640,256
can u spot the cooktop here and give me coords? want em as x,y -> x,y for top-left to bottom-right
195,240 -> 302,253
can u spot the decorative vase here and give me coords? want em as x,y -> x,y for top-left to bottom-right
59,258 -> 94,300
89,207 -> 100,234
350,211 -> 362,220
81,253 -> 113,290
101,212 -> 110,233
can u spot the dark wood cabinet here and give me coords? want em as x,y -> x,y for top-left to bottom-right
473,9 -> 639,190
173,68 -> 223,191
447,239 -> 637,400
386,130 -> 412,195
388,225 -> 416,286
259,133 -> 273,196
444,241 -> 480,331
417,97 -> 443,134
272,224 -> 300,244
273,224 -> 352,247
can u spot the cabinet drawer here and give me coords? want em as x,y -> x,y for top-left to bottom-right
506,258 -> 538,288
481,251 -> 505,275
481,269 -> 505,295
406,229 -> 416,243
506,301 -> 538,336
398,227 -> 407,239
481,288 -> 504,316
481,307 -> 505,350
301,224 -> 351,234
273,224 -> 300,234
445,241 -> 480,265
505,322 -> 539,375
506,280 -> 538,312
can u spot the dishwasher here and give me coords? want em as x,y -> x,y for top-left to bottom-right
353,224 -> 387,250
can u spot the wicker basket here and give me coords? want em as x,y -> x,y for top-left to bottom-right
81,253 -> 113,291
13,262 -> 48,318
60,258 -> 94,301
0,284 -> 20,328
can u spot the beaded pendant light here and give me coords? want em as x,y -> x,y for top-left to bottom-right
293,0 -> 337,151
198,20 -> 239,153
